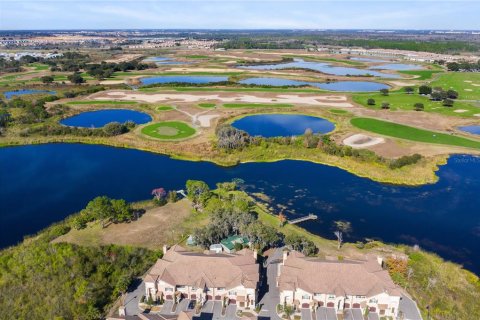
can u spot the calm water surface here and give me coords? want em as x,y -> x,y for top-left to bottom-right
143,56 -> 188,65
140,75 -> 228,85
370,63 -> 424,71
60,109 -> 152,128
458,126 -> 480,135
239,77 -> 389,92
232,114 -> 335,137
4,89 -> 56,100
1,144 -> 479,273
241,58 -> 400,78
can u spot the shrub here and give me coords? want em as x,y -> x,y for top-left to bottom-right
414,103 -> 424,111
367,98 -> 376,106
419,85 -> 432,95
443,98 -> 454,107
381,102 -> 390,109
389,154 -> 422,169
380,88 -> 389,96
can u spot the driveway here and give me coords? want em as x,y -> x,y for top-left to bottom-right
224,304 -> 237,320
212,301 -> 223,320
301,308 -> 312,320
344,309 -> 363,320
258,248 -> 283,320
124,278 -> 144,316
399,295 -> 423,320
159,301 -> 174,315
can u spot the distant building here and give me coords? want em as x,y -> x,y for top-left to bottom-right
145,245 -> 260,310
278,250 -> 403,318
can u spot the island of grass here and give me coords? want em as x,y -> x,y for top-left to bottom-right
223,103 -> 293,108
198,103 -> 216,108
141,121 -> 196,140
351,117 -> 480,149
157,105 -> 174,111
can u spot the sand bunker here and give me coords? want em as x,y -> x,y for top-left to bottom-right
197,115 -> 219,127
343,134 -> 385,148
465,89 -> 473,92
95,91 -> 354,108
471,84 -> 480,87
474,114 -> 480,117
454,109 -> 468,113
100,80 -> 125,85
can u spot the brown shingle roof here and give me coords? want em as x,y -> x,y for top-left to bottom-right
278,252 -> 402,297
146,245 -> 259,289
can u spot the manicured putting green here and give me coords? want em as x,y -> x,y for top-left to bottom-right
351,117 -> 480,149
141,121 -> 196,140
223,103 -> 293,108
157,105 -> 174,111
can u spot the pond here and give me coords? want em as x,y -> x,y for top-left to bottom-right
239,77 -> 389,92
458,125 -> 480,135
60,109 -> 152,128
143,56 -> 188,65
231,114 -> 335,137
4,89 -> 56,100
370,63 -> 424,71
1,144 -> 480,274
240,58 -> 400,78
140,75 -> 229,86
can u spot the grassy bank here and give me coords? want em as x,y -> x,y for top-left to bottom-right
351,117 -> 480,149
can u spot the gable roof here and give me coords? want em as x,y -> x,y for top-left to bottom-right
146,245 -> 259,290
278,251 -> 403,297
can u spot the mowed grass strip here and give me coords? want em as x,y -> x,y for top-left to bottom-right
157,105 -> 174,111
223,103 -> 293,108
399,70 -> 443,80
141,121 -> 196,140
67,100 -> 136,105
351,117 -> 480,149
198,103 -> 216,108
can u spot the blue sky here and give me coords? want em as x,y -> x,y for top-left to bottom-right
0,0 -> 479,30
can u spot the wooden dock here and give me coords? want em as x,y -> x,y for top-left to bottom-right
288,214 -> 318,225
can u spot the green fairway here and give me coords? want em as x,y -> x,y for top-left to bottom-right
198,103 -> 216,108
353,91 -> 478,117
157,105 -> 174,111
223,103 -> 293,108
399,70 -> 443,80
329,109 -> 349,114
430,72 -> 480,100
29,63 -> 50,71
351,117 -> 480,149
141,121 -> 196,140
67,100 -> 136,105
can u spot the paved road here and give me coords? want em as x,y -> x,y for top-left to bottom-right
124,278 -> 144,316
258,248 -> 283,320
399,295 -> 423,320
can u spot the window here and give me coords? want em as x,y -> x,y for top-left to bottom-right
328,295 -> 335,299
355,295 -> 366,299
314,293 -> 322,298
177,285 -> 186,290
228,291 -> 237,295
391,308 -> 395,313
302,294 -> 310,300
217,287 -> 225,291
369,298 -> 378,303
165,288 -> 173,292
191,287 -> 197,291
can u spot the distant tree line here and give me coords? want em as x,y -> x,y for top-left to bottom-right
85,60 -> 153,80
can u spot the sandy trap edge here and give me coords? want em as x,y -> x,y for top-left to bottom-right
343,133 -> 385,148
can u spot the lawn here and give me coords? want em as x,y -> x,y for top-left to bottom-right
141,121 -> 196,140
198,103 -> 216,108
157,105 -> 174,111
67,100 -> 136,105
223,103 -> 294,108
430,72 -> 480,100
329,109 -> 350,115
351,117 -> 480,149
399,70 -> 443,80
29,63 -> 50,71
352,91 -> 479,117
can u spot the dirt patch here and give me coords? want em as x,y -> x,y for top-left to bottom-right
53,199 -> 193,249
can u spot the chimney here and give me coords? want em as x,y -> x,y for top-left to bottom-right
253,249 -> 258,261
163,245 -> 169,254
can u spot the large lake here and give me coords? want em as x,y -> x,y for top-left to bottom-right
232,114 -> 335,137
60,109 -> 152,128
241,58 -> 400,78
1,144 -> 479,273
239,77 -> 389,92
140,75 -> 229,85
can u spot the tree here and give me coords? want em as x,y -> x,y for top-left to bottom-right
414,103 -> 424,111
334,231 -> 343,249
103,122 -> 127,136
84,196 -> 114,228
186,180 -> 211,207
430,91 -> 444,101
41,75 -> 54,84
0,108 -> 11,128
111,199 -> 133,223
404,87 -> 414,94
443,99 -> 454,107
67,72 -> 85,84
381,102 -> 390,109
167,190 -> 178,203
284,305 -> 294,319
419,85 -> 432,95
367,98 -> 376,106
446,62 -> 460,71
446,89 -> 458,99
380,88 -> 389,96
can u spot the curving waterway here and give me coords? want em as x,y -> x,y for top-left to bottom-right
1,144 -> 479,273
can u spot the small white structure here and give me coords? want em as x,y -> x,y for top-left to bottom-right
209,244 -> 223,253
